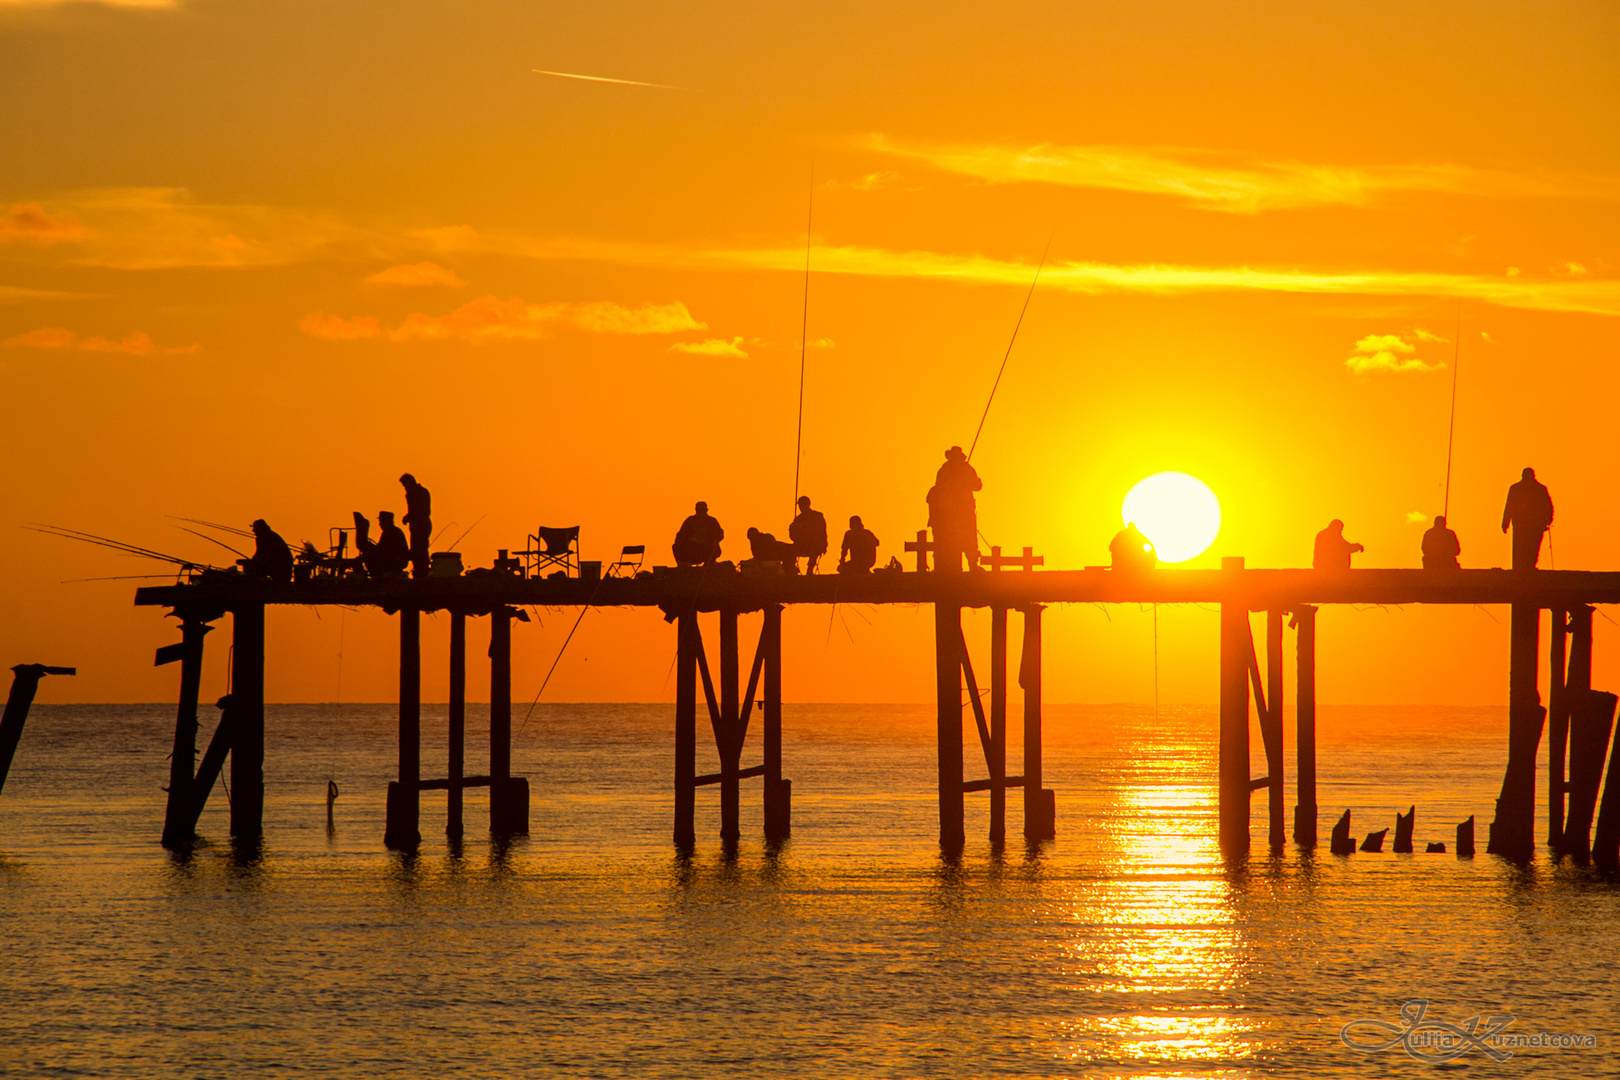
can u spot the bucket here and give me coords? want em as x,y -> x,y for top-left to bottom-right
430,551 -> 464,578
579,560 -> 602,581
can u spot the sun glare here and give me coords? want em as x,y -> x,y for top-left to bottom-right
1121,472 -> 1222,564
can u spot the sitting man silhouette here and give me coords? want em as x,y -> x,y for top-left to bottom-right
673,501 -> 724,567
838,516 -> 880,575
240,519 -> 294,583
745,527 -> 799,570
354,510 -> 410,579
1109,522 -> 1158,572
789,495 -> 829,573
1421,515 -> 1461,569
1313,519 -> 1364,569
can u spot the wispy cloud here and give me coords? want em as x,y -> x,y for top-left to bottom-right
0,203 -> 86,245
532,69 -> 687,90
1406,511 -> 1431,525
1412,327 -> 1450,343
299,296 -> 704,344
865,136 -> 1618,213
364,261 -> 463,287
0,0 -> 177,7
671,336 -> 747,358
1346,332 -> 1444,374
2,326 -> 198,355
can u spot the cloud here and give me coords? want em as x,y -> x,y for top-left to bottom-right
1557,261 -> 1590,277
532,69 -> 688,91
0,203 -> 86,245
1406,511 -> 1431,525
1345,332 -> 1444,374
1412,327 -> 1449,343
1481,330 -> 1496,344
671,336 -> 747,358
300,297 -> 704,344
364,261 -> 463,287
1,326 -> 198,355
864,136 -> 1620,213
810,337 -> 836,348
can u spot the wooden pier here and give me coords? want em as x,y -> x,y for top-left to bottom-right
134,561 -> 1620,864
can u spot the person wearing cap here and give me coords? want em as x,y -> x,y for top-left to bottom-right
241,519 -> 294,583
927,445 -> 982,571
400,473 -> 432,579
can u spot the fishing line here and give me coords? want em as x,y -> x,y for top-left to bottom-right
968,228 -> 1055,463
1442,304 -> 1463,519
792,163 -> 814,512
517,576 -> 609,734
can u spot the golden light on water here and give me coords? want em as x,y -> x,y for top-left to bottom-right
1121,473 -> 1223,564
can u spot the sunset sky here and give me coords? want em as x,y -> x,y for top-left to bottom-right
2,0 -> 1617,709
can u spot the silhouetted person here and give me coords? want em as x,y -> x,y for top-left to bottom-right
1422,515 -> 1461,570
1313,519 -> 1364,569
1109,522 -> 1157,572
400,473 -> 432,579
1501,467 -> 1553,570
673,501 -> 724,567
746,527 -> 798,570
355,510 -> 410,579
789,495 -> 829,573
928,445 -> 982,571
240,519 -> 294,583
838,516 -> 880,575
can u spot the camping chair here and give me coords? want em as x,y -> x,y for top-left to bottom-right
607,545 -> 645,578
522,526 -> 580,578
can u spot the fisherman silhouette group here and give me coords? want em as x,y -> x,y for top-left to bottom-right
239,473 -> 434,583
673,494 -> 882,575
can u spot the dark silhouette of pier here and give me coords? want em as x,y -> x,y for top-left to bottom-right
131,557 -> 1620,867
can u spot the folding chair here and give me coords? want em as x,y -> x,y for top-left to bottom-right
607,545 -> 645,578
522,526 -> 580,578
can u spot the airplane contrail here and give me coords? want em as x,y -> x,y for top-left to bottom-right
533,69 -> 686,90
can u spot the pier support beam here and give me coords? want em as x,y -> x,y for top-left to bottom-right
1490,603 -> 1544,860
1548,608 -> 1570,849
385,606 -> 421,850
762,604 -> 790,841
488,605 -> 527,835
447,610 -> 466,840
1021,604 -> 1053,841
161,613 -> 213,848
1264,610 -> 1285,853
229,604 -> 265,844
989,606 -> 1007,844
674,610 -> 697,849
1218,559 -> 1250,856
1292,605 -> 1318,847
719,607 -> 741,844
936,603 -> 965,851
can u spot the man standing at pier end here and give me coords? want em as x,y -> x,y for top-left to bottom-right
400,473 -> 432,579
1502,467 -> 1554,570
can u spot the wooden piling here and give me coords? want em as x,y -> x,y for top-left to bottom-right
1490,602 -> 1543,860
989,606 -> 1007,844
1594,720 -> 1620,871
1218,558 -> 1250,856
0,664 -> 74,798
936,603 -> 965,850
384,606 -> 421,850
447,610 -> 466,840
1330,809 -> 1354,854
719,607 -> 740,843
1020,603 -> 1052,840
161,614 -> 212,848
762,604 -> 789,840
1393,805 -> 1414,853
487,606 -> 527,835
1456,815 -> 1475,857
1265,609 -> 1285,852
182,697 -> 234,835
674,610 -> 697,848
1556,607 -> 1594,854
229,604 -> 265,842
1292,605 -> 1318,847
1563,689 -> 1615,863
1548,608 -> 1570,848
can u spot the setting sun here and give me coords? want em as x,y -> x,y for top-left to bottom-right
1121,472 -> 1222,564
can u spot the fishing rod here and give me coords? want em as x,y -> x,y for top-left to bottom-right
173,526 -> 247,558
968,228 -> 1055,462
27,523 -> 217,570
167,515 -> 254,539
447,514 -> 486,552
792,163 -> 813,513
1442,304 -> 1463,519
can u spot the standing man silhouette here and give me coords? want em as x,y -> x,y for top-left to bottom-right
928,446 -> 982,572
400,473 -> 432,579
1501,467 -> 1554,570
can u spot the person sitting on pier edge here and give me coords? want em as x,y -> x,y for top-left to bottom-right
1501,467 -> 1554,570
838,515 -> 880,575
1109,522 -> 1157,572
745,527 -> 799,571
928,445 -> 982,571
355,510 -> 410,579
788,495 -> 829,573
240,519 -> 294,583
400,472 -> 432,580
672,501 -> 724,567
1421,515 -> 1461,570
1312,519 -> 1364,569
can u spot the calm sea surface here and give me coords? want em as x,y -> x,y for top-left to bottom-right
1,702 -> 1616,1078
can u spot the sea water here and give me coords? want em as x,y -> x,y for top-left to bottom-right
0,702 -> 1615,1077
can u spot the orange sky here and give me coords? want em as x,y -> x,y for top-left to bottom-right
2,0 -> 1618,707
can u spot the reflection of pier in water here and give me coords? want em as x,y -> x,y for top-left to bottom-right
133,561 -> 1620,865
